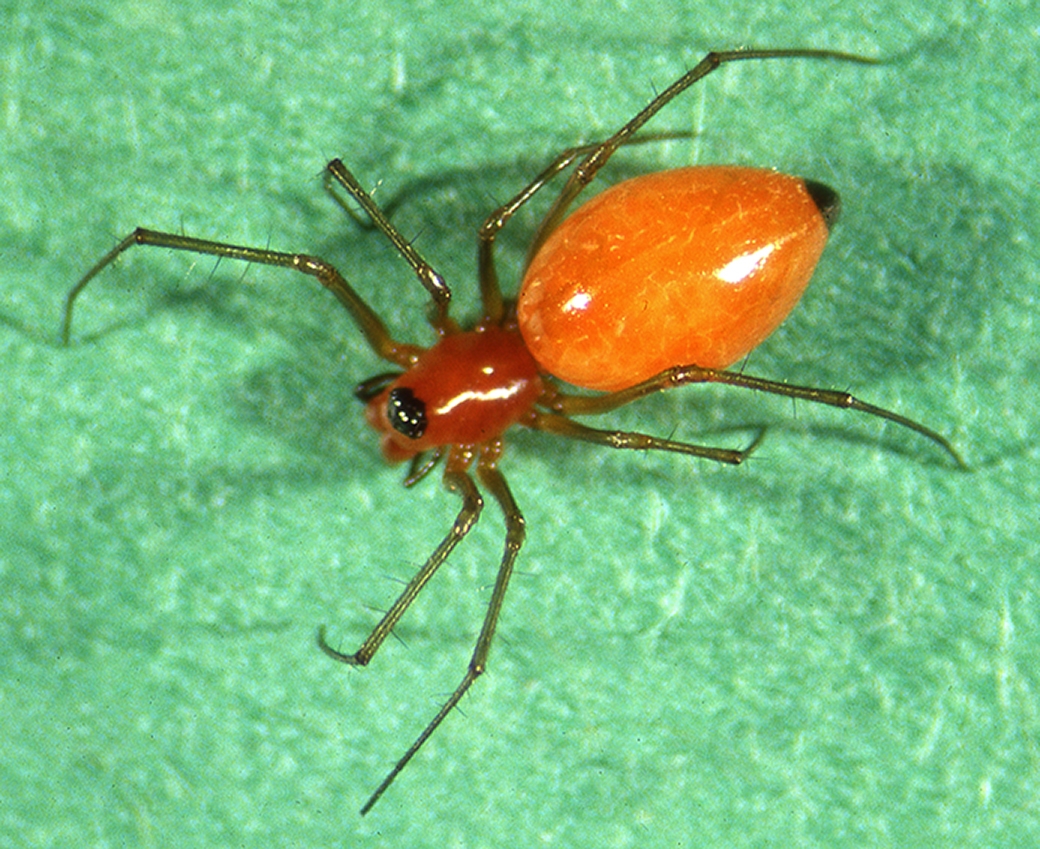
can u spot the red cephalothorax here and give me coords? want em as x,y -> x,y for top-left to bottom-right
364,324 -> 544,463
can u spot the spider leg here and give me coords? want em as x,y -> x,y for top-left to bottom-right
324,159 -> 455,332
354,455 -> 525,815
546,363 -> 966,468
477,140 -> 611,323
61,227 -> 422,367
532,49 -> 878,256
529,410 -> 764,465
317,465 -> 482,668
477,133 -> 696,323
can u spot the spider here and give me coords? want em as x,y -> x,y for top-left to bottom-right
62,48 -> 965,814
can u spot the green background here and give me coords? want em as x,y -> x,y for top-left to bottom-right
3,0 -> 1037,846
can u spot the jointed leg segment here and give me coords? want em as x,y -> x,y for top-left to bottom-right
325,159 -> 454,330
318,467 -> 483,668
531,410 -> 765,465
544,363 -> 966,468
530,49 -> 878,261
329,458 -> 525,816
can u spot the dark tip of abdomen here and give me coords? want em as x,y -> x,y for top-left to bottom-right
803,179 -> 842,230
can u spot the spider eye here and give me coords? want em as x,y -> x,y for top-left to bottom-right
387,387 -> 428,439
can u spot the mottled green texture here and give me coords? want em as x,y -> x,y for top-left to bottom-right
2,1 -> 1037,846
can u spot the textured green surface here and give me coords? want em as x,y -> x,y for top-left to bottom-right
3,1 -> 1037,846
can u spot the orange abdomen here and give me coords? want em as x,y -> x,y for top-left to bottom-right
518,166 -> 835,392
